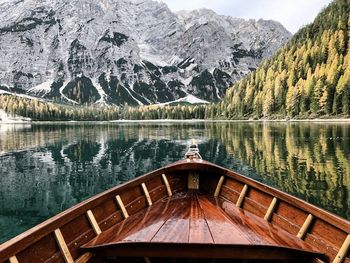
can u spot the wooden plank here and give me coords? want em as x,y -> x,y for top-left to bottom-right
86,210 -> 102,236
213,197 -> 319,249
333,234 -> 350,263
309,218 -> 347,249
243,196 -> 269,218
214,176 -> 225,197
297,214 -> 314,239
220,185 -> 241,204
10,231 -> 62,262
53,229 -> 74,263
8,256 -> 19,263
162,174 -> 172,197
115,195 -> 129,219
264,197 -> 278,221
151,194 -> 192,243
304,233 -> 338,262
197,195 -> 250,244
189,193 -> 214,243
82,193 -> 183,247
236,184 -> 248,208
122,198 -> 179,242
141,183 -> 152,206
75,252 -> 93,263
246,188 -> 272,209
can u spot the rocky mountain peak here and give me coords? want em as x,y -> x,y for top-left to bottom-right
0,0 -> 292,106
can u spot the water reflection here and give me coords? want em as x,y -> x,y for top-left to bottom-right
205,122 -> 350,220
0,122 -> 349,243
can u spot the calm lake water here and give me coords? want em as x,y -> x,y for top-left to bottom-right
0,121 -> 350,243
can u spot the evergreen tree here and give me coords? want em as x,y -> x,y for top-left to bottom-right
215,0 -> 350,119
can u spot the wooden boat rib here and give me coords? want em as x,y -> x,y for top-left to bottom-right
1,146 -> 350,263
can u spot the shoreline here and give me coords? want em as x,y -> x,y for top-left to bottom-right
1,118 -> 350,124
110,118 -> 350,123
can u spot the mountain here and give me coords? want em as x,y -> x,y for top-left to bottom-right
218,0 -> 350,119
0,0 -> 291,106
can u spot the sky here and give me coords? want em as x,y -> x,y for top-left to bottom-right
159,0 -> 333,33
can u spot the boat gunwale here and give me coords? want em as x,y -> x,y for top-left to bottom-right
1,159 -> 350,261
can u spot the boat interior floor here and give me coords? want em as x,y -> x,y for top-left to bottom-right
81,190 -> 324,262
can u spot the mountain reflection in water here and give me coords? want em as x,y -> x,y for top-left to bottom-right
0,122 -> 349,243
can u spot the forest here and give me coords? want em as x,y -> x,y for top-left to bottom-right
218,0 -> 350,119
0,0 -> 349,121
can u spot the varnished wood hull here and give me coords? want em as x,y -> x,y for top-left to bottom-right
0,159 -> 350,263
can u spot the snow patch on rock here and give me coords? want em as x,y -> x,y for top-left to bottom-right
27,81 -> 52,97
156,94 -> 209,106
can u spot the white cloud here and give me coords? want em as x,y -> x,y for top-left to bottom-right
159,0 -> 333,33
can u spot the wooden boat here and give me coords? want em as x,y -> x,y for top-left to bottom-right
1,143 -> 350,263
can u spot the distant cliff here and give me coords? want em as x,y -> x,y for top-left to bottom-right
0,0 -> 290,106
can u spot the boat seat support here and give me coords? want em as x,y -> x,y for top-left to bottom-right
115,195 -> 129,219
162,174 -> 172,197
54,228 -> 74,263
142,183 -> 152,206
297,214 -> 314,239
86,210 -> 102,235
214,176 -> 225,197
236,185 -> 248,208
264,197 -> 278,221
8,256 -> 19,263
333,234 -> 350,263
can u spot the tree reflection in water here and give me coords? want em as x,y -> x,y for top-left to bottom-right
0,122 -> 349,243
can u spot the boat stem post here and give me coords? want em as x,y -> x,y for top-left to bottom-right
185,140 -> 202,160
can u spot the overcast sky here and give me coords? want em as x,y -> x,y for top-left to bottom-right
159,0 -> 333,33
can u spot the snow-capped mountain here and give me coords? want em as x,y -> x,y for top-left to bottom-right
0,0 -> 291,106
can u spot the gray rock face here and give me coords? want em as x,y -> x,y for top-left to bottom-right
0,0 -> 291,106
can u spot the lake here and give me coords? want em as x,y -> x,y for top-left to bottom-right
0,121 -> 350,243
